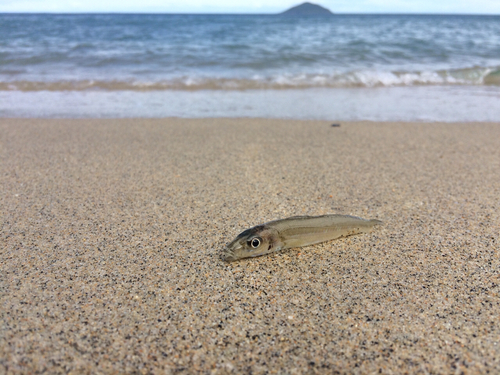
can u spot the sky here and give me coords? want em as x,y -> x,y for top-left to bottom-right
0,0 -> 499,14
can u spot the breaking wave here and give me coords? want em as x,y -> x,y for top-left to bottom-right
1,67 -> 499,92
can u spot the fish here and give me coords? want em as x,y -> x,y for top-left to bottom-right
223,214 -> 382,262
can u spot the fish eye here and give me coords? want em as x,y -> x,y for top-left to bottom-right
248,237 -> 261,249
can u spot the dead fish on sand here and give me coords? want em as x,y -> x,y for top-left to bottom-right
223,214 -> 382,262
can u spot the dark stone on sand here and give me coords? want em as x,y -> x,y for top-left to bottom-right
280,2 -> 333,16
331,123 -> 341,127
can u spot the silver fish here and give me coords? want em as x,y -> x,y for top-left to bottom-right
223,214 -> 382,261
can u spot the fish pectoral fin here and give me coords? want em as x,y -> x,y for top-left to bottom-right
268,239 -> 284,253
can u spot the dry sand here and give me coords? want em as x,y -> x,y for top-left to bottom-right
1,118 -> 499,374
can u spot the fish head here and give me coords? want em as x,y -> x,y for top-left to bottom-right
223,225 -> 279,262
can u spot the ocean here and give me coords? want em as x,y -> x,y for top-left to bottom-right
1,13 -> 499,120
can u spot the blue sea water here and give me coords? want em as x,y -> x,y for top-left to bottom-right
1,13 -> 499,120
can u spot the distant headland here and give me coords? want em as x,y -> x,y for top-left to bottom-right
280,2 -> 334,16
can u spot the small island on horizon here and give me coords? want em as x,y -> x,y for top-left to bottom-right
280,2 -> 334,16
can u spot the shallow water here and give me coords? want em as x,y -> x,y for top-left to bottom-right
1,13 -> 499,120
2,86 -> 499,121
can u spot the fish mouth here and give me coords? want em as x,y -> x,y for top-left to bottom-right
223,254 -> 237,262
222,244 -> 241,262
222,249 -> 237,262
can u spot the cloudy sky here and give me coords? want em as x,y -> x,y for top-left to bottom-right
0,0 -> 499,14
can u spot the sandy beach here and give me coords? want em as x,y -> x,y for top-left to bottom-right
1,118 -> 499,374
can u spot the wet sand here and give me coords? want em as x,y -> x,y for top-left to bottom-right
1,118 -> 499,374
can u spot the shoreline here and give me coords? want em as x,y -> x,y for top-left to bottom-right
2,118 -> 499,373
2,85 -> 500,121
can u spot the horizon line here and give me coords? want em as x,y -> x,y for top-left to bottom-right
1,11 -> 499,16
